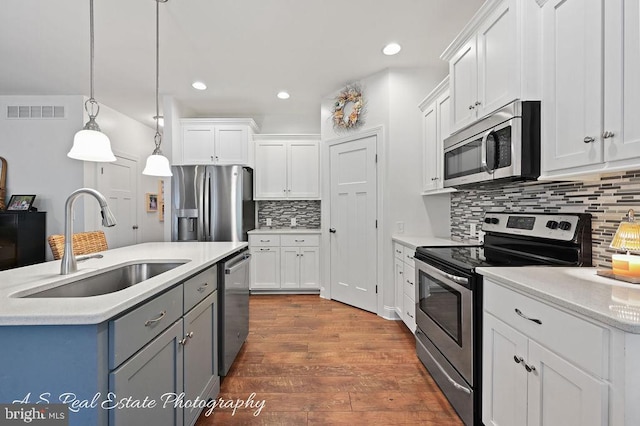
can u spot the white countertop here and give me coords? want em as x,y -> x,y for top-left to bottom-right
392,235 -> 476,250
0,242 -> 247,326
478,266 -> 640,333
249,228 -> 322,234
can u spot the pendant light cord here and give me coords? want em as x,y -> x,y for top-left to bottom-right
85,0 -> 100,119
154,0 -> 167,152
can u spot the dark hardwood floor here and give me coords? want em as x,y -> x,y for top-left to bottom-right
195,295 -> 463,425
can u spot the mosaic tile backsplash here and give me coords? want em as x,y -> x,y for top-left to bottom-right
257,200 -> 321,229
450,170 -> 640,268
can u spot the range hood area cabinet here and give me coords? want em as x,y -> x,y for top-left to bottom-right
253,135 -> 320,200
173,118 -> 259,167
441,0 -> 541,135
541,0 -> 640,178
419,77 -> 454,195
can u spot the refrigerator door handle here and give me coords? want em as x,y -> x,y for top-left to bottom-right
203,170 -> 211,240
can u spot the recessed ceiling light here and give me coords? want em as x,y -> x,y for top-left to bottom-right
192,81 -> 207,90
382,43 -> 402,56
277,91 -> 290,100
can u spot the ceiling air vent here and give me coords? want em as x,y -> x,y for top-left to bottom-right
6,105 -> 66,119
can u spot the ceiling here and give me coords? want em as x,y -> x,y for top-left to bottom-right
0,0 -> 483,133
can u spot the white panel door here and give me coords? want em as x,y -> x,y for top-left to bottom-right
250,247 -> 280,289
477,0 -> 518,117
527,340 -> 608,426
288,142 -> 320,199
214,126 -> 248,165
604,0 -> 640,162
280,247 -> 300,289
422,101 -> 438,192
299,246 -> 320,289
542,0 -> 604,172
182,125 -> 215,164
98,155 -> 137,249
450,39 -> 478,132
482,314 -> 528,426
254,142 -> 288,199
329,135 -> 377,313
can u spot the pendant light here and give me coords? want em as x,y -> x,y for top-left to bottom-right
143,0 -> 172,177
68,0 -> 116,162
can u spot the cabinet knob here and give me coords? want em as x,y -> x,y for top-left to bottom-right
525,363 -> 536,373
474,101 -> 481,106
468,105 -> 475,110
211,156 -> 214,161
132,225 -> 139,230
603,131 -> 615,139
583,136 -> 596,144
329,228 -> 337,233
513,355 -> 524,364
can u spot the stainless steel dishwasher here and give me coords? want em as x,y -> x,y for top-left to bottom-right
219,248 -> 251,376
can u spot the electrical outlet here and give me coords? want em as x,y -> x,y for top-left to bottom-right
470,223 -> 477,238
291,217 -> 297,227
266,218 -> 272,227
396,221 -> 405,233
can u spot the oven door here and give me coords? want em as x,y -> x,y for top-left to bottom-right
415,258 -> 473,384
443,118 -> 519,188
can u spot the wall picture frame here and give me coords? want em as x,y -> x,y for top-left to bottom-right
146,193 -> 158,212
7,194 -> 36,211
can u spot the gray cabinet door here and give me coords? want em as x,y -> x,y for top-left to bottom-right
183,292 -> 219,426
109,319 -> 184,426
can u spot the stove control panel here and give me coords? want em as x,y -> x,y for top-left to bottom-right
482,213 -> 582,241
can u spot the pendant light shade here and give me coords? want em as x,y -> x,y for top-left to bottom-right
68,0 -> 116,163
143,0 -> 172,177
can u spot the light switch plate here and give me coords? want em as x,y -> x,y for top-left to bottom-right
266,218 -> 272,227
291,217 -> 297,227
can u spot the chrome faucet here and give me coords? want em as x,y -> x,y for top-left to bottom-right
60,188 -> 117,275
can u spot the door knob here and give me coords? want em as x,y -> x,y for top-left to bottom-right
329,228 -> 336,233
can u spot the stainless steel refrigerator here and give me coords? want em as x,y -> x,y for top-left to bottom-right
171,165 -> 255,242
171,164 -> 253,376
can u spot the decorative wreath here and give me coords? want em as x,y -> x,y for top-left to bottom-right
332,85 -> 365,130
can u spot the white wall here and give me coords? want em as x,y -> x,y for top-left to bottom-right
83,99 -> 165,244
0,95 -> 165,261
320,68 -> 450,317
0,95 -> 85,246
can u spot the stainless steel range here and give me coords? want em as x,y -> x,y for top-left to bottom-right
414,212 -> 592,425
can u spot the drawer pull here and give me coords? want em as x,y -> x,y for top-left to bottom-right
197,283 -> 209,293
144,310 -> 166,327
406,311 -> 414,319
406,279 -> 413,285
525,363 -> 537,373
515,308 -> 542,325
513,355 -> 524,364
260,239 -> 270,242
260,248 -> 270,251
295,239 -> 305,242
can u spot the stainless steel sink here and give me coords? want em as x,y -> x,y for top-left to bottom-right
26,262 -> 186,298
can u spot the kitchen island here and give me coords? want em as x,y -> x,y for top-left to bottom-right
0,241 -> 247,426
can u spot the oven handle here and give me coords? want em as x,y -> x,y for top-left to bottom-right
416,330 -> 472,395
415,259 -> 469,287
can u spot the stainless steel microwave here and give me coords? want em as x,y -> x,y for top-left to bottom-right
443,100 -> 540,188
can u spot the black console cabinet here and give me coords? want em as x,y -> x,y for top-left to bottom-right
0,211 -> 46,270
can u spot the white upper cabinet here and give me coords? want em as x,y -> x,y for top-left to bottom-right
175,119 -> 258,167
254,135 -> 320,200
418,77 -> 454,194
542,0 -> 640,177
442,0 -> 540,134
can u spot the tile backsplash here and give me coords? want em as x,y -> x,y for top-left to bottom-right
257,200 -> 321,229
450,170 -> 640,267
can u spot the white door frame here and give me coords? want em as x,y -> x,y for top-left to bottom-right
86,150 -> 140,245
321,125 -> 385,317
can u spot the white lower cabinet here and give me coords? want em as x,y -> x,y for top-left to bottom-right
393,241 -> 416,332
483,280 -> 608,426
109,266 -> 219,426
249,233 -> 320,291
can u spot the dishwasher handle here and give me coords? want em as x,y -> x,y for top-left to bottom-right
225,253 -> 251,275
